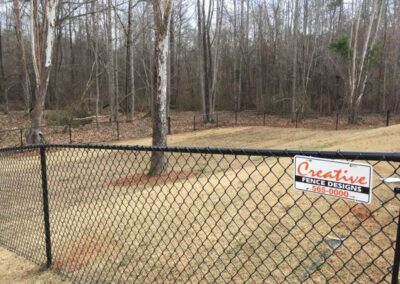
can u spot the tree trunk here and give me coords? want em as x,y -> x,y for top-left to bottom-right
27,0 -> 58,144
114,0 -> 119,121
291,0 -> 299,121
52,8 -> 62,110
13,0 -> 32,114
68,4 -> 75,96
210,0 -> 224,115
149,0 -> 172,176
348,0 -> 384,124
90,0 -> 100,127
167,9 -> 174,117
197,0 -> 211,122
0,19 -> 7,114
126,0 -> 135,121
106,0 -> 117,122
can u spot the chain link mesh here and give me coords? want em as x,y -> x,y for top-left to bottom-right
0,145 -> 399,283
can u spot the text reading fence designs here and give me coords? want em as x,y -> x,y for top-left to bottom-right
0,145 -> 400,283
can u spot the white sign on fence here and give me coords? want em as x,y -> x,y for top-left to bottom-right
294,156 -> 373,204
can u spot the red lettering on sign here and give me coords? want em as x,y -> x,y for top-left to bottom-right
296,161 -> 367,186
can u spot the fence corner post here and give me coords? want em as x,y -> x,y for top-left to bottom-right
167,117 -> 171,134
193,115 -> 196,131
39,146 -> 52,269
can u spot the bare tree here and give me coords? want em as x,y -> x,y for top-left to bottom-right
148,0 -> 172,175
90,0 -> 101,126
210,0 -> 224,115
126,0 -> 136,121
106,0 -> 117,122
13,0 -> 32,114
197,0 -> 224,122
291,0 -> 299,120
27,0 -> 58,144
0,19 -> 7,114
197,0 -> 209,121
347,0 -> 384,123
0,0 -> 398,126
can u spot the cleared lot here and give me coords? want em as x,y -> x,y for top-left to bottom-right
1,125 -> 399,283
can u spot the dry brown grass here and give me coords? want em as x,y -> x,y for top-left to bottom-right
25,148 -> 399,282
111,170 -> 197,187
119,123 -> 400,153
1,125 -> 399,283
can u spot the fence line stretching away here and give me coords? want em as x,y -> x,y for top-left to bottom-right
0,144 -> 400,283
0,110 -> 398,148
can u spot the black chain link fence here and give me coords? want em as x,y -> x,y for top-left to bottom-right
1,110 -> 399,148
0,144 -> 400,283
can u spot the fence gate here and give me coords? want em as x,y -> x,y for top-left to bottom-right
0,144 -> 399,283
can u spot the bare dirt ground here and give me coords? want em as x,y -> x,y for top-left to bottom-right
0,247 -> 68,284
1,125 -> 399,283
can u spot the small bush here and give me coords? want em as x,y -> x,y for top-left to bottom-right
45,110 -> 74,125
45,105 -> 91,127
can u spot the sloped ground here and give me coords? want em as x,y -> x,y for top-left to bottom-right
119,124 -> 400,152
1,125 -> 399,283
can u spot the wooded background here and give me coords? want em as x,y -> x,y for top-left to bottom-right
0,0 -> 399,123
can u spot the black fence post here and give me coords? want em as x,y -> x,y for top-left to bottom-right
193,115 -> 196,131
68,124 -> 72,144
392,188 -> 400,284
295,112 -> 298,129
216,113 -> 219,128
39,146 -> 52,269
336,112 -> 339,131
167,117 -> 171,134
20,129 -> 23,147
387,110 -> 391,127
116,121 -> 120,140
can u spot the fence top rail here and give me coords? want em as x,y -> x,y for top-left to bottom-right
0,143 -> 400,161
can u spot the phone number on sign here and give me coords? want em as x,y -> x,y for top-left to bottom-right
311,185 -> 349,198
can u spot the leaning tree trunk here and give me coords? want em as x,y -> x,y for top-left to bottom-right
149,0 -> 172,176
